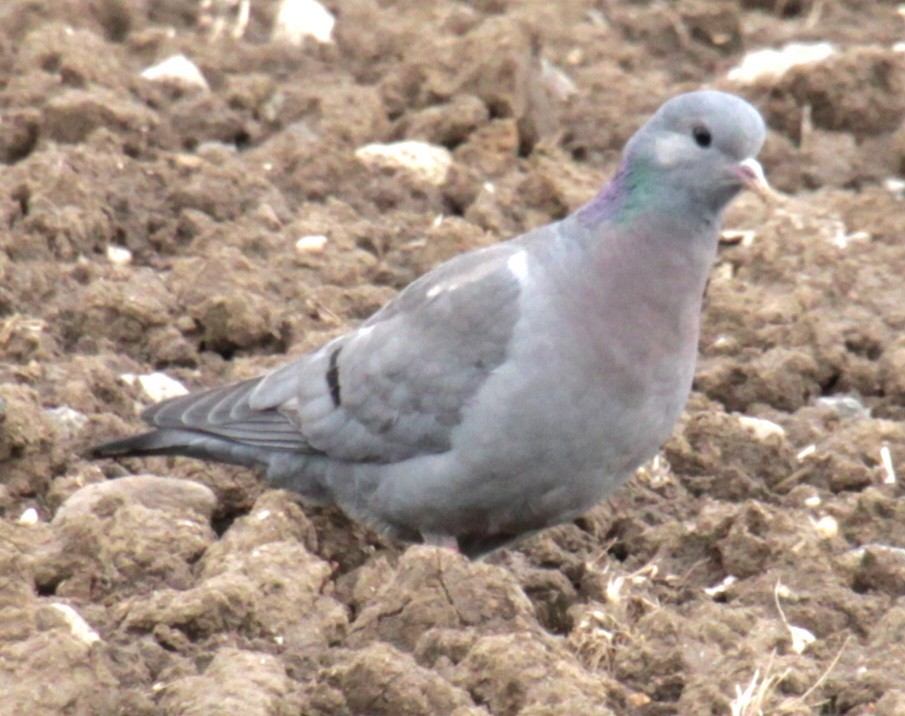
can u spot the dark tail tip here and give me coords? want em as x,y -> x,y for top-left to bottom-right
87,431 -> 167,460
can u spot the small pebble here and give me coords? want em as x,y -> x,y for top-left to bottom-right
796,444 -> 817,461
106,245 -> 132,266
141,54 -> 209,91
737,415 -> 786,441
45,406 -> 90,440
727,42 -> 837,84
295,235 -> 328,254
272,0 -> 335,45
121,372 -> 189,402
814,395 -> 870,420
355,141 -> 452,186
719,229 -> 756,246
703,575 -> 737,597
813,515 -> 838,540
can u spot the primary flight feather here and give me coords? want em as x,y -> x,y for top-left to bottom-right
91,90 -> 772,557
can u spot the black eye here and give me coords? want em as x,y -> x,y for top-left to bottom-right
692,125 -> 712,148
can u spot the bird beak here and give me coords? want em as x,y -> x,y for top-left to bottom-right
736,158 -> 777,203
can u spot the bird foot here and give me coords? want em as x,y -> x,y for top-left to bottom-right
420,532 -> 460,552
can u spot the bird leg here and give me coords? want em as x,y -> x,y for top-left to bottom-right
420,531 -> 460,552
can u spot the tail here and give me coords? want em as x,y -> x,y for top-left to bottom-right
90,427 -> 330,502
88,367 -> 336,502
88,428 -> 275,469
89,371 -> 314,466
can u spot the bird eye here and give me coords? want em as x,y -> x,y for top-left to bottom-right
692,125 -> 712,148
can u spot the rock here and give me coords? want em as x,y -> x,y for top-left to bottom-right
105,244 -> 133,265
44,405 -> 89,442
736,415 -> 786,441
727,42 -> 837,84
355,140 -> 453,186
295,234 -> 328,254
814,395 -> 870,420
272,0 -> 335,45
140,54 -> 209,91
52,475 -> 216,526
120,372 -> 189,402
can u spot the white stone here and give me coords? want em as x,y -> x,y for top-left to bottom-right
788,624 -> 816,654
797,444 -> 817,461
272,0 -> 335,45
355,140 -> 452,186
737,415 -> 786,441
106,245 -> 132,266
727,42 -> 837,84
45,406 -> 89,440
295,235 -> 328,254
17,507 -> 39,525
883,177 -> 905,195
703,575 -> 737,597
121,372 -> 189,402
881,445 -> 896,485
813,515 -> 838,540
50,603 -> 100,645
141,54 -> 209,91
540,58 -> 578,100
719,229 -> 756,246
804,494 -> 821,508
814,395 -> 870,420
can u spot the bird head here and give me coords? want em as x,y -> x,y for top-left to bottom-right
623,90 -> 774,217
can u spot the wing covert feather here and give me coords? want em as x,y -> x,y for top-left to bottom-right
293,241 -> 525,462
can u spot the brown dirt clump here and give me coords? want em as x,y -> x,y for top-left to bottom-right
1,0 -> 904,714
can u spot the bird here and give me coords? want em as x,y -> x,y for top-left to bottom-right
91,90 -> 773,558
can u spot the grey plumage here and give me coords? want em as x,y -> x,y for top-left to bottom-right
91,90 -> 771,557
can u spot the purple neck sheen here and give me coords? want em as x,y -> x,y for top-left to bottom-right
575,159 -> 650,229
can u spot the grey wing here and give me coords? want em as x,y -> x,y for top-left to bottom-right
254,241 -> 525,462
139,240 -> 525,464
290,243 -> 523,462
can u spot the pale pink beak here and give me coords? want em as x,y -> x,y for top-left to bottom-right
736,158 -> 777,202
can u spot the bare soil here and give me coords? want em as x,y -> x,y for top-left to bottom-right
1,0 -> 905,714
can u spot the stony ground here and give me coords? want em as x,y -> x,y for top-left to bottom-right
1,0 -> 905,714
